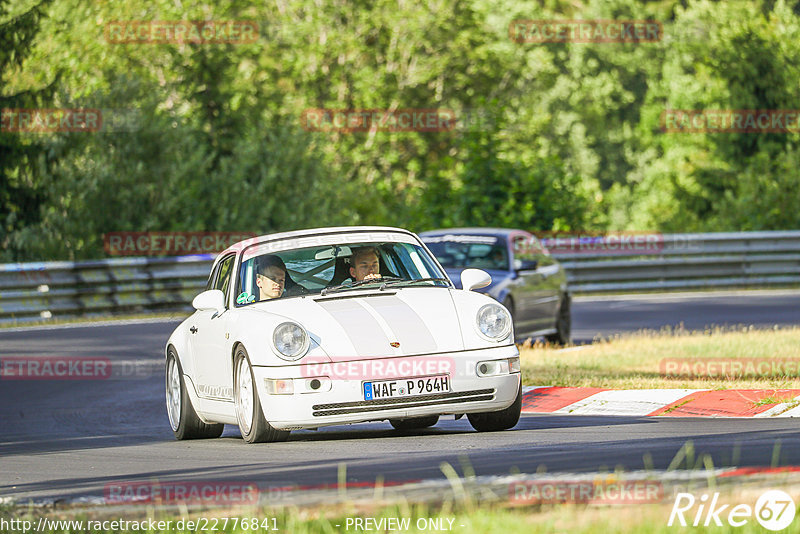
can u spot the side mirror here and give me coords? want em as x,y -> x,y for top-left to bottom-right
513,259 -> 538,272
192,289 -> 226,315
460,268 -> 491,291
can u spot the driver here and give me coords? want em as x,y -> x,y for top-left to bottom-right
349,246 -> 382,282
255,255 -> 286,300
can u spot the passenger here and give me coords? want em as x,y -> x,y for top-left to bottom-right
255,255 -> 286,300
349,246 -> 382,282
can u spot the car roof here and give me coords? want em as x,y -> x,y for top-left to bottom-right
418,228 -> 528,238
217,225 -> 418,259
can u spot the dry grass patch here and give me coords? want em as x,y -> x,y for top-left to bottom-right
520,326 -> 800,390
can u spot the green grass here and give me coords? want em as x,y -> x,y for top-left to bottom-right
5,447 -> 799,534
752,396 -> 800,407
520,326 -> 800,390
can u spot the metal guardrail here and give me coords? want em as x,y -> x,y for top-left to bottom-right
552,231 -> 800,293
0,255 -> 214,324
0,231 -> 798,324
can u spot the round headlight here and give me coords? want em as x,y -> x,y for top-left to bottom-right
272,322 -> 310,360
476,304 -> 511,340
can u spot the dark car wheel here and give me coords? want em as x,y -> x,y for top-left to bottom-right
545,293 -> 571,346
467,382 -> 522,432
502,295 -> 515,328
390,415 -> 439,431
165,349 -> 224,440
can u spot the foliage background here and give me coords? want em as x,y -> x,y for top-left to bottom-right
2,0 -> 799,260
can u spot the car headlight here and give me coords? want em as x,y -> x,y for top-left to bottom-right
476,303 -> 511,341
272,322 -> 310,360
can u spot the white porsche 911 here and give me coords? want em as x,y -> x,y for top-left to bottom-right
165,226 -> 521,443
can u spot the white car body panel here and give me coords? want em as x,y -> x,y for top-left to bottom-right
166,226 -> 521,432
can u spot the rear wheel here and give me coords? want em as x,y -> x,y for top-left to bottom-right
545,293 -> 571,346
234,346 -> 289,443
165,349 -> 224,440
390,415 -> 439,431
467,382 -> 522,432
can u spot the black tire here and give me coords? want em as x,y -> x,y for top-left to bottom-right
502,296 -> 518,341
502,296 -> 515,323
545,293 -> 571,346
233,346 -> 289,444
467,382 -> 522,432
389,415 -> 439,431
165,349 -> 224,440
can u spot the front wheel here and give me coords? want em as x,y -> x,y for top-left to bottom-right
502,296 -> 515,327
234,347 -> 289,443
545,293 -> 571,346
467,382 -> 522,432
390,415 -> 439,431
165,349 -> 224,440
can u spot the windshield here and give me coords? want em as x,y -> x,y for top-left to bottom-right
235,240 -> 450,305
423,235 -> 509,270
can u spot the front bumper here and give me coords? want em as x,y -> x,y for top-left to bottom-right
251,345 -> 520,430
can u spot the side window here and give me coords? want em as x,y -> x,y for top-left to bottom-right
206,262 -> 221,290
213,255 -> 236,306
512,235 -> 553,267
512,235 -> 537,262
537,238 -> 556,266
206,269 -> 216,291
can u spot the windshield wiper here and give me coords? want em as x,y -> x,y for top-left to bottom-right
379,277 -> 450,290
320,276 -> 402,296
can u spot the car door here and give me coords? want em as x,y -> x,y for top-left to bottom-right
507,233 -> 542,335
189,254 -> 236,402
509,233 -> 561,334
530,237 -> 562,329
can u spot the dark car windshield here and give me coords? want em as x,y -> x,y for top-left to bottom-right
235,240 -> 450,305
423,235 -> 509,270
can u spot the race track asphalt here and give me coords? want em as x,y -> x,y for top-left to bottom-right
1,291 -> 799,503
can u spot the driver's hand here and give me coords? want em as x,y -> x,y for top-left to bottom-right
363,273 -> 382,281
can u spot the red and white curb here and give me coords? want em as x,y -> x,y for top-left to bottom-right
522,386 -> 800,417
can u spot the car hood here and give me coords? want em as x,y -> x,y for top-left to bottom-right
245,288 -> 464,359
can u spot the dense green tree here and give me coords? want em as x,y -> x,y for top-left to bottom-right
3,0 -> 800,260
0,0 -> 56,260
627,0 -> 800,230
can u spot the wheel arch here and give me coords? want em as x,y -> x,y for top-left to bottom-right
165,325 -> 194,377
500,293 -> 515,314
230,341 -> 246,375
164,342 -> 205,422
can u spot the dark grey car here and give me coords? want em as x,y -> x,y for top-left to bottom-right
420,228 -> 570,344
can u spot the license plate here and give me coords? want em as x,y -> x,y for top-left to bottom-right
363,375 -> 450,401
